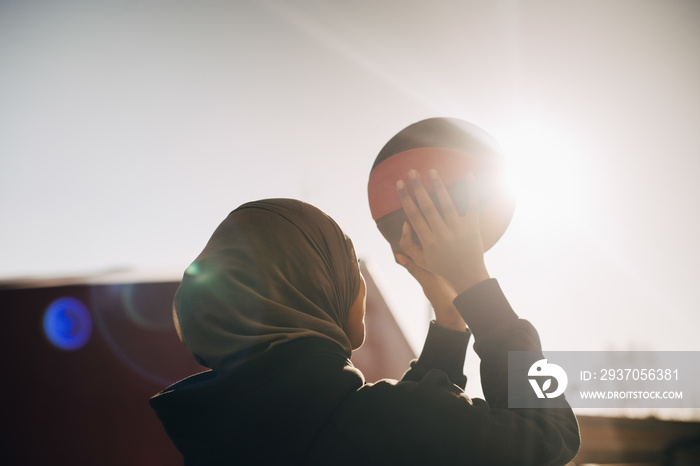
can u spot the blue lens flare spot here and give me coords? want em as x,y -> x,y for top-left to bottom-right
43,297 -> 93,350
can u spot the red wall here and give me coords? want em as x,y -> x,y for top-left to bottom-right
0,282 -> 199,465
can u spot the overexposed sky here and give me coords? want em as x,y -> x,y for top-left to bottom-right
2,0 -> 700,416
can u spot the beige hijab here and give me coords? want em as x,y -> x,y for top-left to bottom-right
173,199 -> 361,372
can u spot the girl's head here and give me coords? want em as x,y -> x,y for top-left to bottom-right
173,199 -> 365,371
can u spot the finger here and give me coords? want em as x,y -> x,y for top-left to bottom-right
397,178 -> 431,243
428,169 -> 460,227
408,170 -> 447,234
398,221 -> 424,266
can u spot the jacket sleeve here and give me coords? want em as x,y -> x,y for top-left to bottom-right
454,278 -> 581,464
334,279 -> 580,466
453,278 -> 542,407
401,322 -> 471,389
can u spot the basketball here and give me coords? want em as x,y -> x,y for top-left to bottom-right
368,117 -> 516,253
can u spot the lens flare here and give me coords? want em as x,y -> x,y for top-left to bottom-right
43,297 -> 93,350
499,117 -> 591,237
90,282 -> 200,385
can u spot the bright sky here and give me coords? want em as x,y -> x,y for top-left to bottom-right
2,0 -> 699,419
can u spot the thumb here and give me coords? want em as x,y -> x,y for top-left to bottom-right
395,253 -> 432,283
398,221 -> 424,267
395,253 -> 417,275
395,252 -> 410,267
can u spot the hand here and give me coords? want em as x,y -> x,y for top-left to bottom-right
396,169 -> 490,294
395,252 -> 466,331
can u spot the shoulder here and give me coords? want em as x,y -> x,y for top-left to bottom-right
332,369 -> 486,455
355,369 -> 473,405
325,369 -> 494,464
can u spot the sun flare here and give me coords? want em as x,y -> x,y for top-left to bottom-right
498,117 -> 591,237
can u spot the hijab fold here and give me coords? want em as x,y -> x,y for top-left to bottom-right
173,199 -> 361,372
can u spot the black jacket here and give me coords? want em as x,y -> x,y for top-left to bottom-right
150,279 -> 580,465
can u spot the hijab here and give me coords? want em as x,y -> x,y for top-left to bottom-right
173,199 -> 361,372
